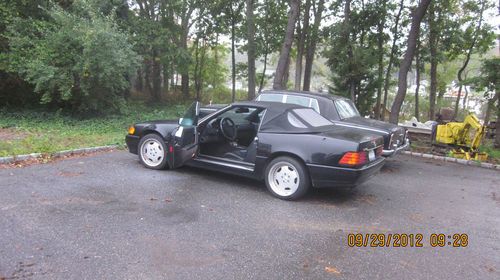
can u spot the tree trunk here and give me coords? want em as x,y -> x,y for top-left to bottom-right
273,0 -> 300,90
152,55 -> 161,102
180,25 -> 190,99
246,0 -> 256,100
162,64 -> 169,93
495,98 -> 500,148
258,50 -> 268,93
295,0 -> 311,90
414,38 -> 421,121
375,0 -> 386,119
194,38 -> 201,101
453,0 -> 486,119
428,2 -> 438,121
283,55 -> 290,87
484,91 -> 498,126
136,68 -> 143,92
340,0 -> 355,101
231,10 -> 237,102
144,60 -> 153,97
389,0 -> 432,124
303,0 -> 325,91
382,0 -> 404,121
463,82 -> 469,109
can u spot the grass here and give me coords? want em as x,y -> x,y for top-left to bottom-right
479,139 -> 500,164
0,102 -> 186,157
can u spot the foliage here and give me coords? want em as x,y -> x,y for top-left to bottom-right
470,57 -> 500,95
188,43 -> 230,95
201,88 -> 248,104
0,103 -> 185,157
4,0 -> 139,114
326,1 -> 383,115
0,0 -> 498,122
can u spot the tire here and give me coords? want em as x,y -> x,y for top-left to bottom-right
264,156 -> 310,200
138,134 -> 169,170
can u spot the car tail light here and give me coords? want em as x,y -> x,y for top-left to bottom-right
339,151 -> 367,167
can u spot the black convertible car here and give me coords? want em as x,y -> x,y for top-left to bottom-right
202,90 -> 409,157
126,101 -> 385,200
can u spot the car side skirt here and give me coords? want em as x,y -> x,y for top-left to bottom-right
185,155 -> 257,179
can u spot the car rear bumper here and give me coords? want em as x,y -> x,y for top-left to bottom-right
307,157 -> 385,188
382,137 -> 410,157
125,135 -> 140,154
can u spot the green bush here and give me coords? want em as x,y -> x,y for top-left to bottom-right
201,87 -> 249,104
4,0 -> 139,114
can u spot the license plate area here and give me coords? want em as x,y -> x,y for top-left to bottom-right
368,150 -> 375,161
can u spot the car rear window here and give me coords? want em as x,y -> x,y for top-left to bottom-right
258,93 -> 283,102
287,112 -> 307,128
286,95 -> 310,107
335,99 -> 360,119
292,108 -> 332,127
258,93 -> 320,113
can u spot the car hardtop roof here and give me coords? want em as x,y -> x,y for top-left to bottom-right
259,89 -> 348,102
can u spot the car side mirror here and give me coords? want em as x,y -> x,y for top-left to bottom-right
178,118 -> 184,125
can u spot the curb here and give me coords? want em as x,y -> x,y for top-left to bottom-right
0,145 -> 121,165
402,151 -> 500,170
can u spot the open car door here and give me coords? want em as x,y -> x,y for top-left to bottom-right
170,101 -> 200,168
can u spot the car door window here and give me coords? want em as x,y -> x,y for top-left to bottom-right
179,101 -> 199,126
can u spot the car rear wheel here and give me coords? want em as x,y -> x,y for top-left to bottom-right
264,156 -> 310,200
138,134 -> 168,170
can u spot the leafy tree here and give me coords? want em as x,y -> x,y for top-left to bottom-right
246,0 -> 257,99
450,0 -> 495,118
470,57 -> 499,147
4,0 -> 138,113
189,44 -> 229,101
381,0 -> 405,121
326,0 -> 382,115
389,0 -> 431,124
273,0 -> 300,90
302,0 -> 325,91
255,0 -> 288,93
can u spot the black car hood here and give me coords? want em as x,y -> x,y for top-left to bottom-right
334,116 -> 400,135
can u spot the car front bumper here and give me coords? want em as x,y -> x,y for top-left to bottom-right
382,137 -> 410,157
125,135 -> 140,154
307,157 -> 385,188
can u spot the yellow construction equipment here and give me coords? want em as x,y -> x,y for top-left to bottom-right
433,114 -> 488,161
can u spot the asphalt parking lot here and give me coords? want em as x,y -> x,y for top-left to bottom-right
0,151 -> 499,279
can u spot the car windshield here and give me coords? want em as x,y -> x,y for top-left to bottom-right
335,99 -> 360,119
292,108 -> 332,127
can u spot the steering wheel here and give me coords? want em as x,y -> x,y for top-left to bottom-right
220,117 -> 237,141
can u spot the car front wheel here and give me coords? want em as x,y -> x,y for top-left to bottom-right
264,156 -> 310,200
138,134 -> 169,170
